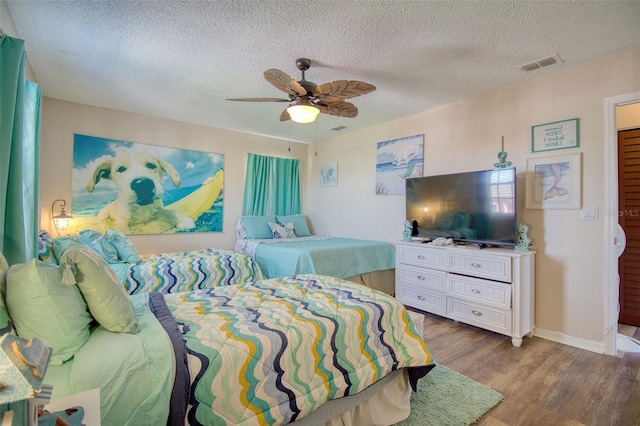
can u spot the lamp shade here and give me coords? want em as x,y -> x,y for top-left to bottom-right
287,103 -> 320,124
51,199 -> 72,235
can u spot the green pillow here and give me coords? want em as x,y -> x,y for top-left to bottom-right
59,244 -> 139,334
276,214 -> 311,237
52,236 -> 76,259
75,230 -> 120,264
6,259 -> 93,365
105,228 -> 140,262
0,251 -> 14,335
241,215 -> 277,239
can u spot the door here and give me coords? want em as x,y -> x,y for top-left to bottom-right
618,128 -> 640,326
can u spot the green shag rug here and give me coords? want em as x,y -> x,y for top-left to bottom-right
397,365 -> 503,426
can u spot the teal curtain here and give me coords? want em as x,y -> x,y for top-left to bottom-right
242,153 -> 301,216
0,35 -> 41,265
270,156 -> 300,215
242,153 -> 271,215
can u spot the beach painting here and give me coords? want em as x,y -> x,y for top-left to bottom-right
376,134 -> 424,195
70,134 -> 224,234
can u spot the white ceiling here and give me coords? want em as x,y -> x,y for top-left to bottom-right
6,0 -> 640,143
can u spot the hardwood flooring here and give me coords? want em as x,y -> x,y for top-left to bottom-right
414,310 -> 640,426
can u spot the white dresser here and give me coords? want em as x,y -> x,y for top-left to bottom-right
395,241 -> 535,347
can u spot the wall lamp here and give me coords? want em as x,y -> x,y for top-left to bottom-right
287,98 -> 320,124
51,199 -> 71,236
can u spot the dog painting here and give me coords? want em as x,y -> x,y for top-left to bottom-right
71,134 -> 224,234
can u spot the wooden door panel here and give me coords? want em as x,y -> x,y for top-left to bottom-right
619,128 -> 640,326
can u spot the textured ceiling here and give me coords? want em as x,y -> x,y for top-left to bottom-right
6,0 -> 640,143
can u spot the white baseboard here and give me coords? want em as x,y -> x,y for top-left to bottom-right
534,328 -> 605,354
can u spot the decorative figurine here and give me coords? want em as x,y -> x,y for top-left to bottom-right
494,136 -> 512,168
515,223 -> 531,252
402,220 -> 412,242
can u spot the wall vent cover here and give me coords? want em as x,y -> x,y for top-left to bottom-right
518,54 -> 563,72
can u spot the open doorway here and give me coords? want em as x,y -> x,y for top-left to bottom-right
604,92 -> 640,355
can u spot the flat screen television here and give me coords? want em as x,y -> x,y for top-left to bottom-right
405,168 -> 517,247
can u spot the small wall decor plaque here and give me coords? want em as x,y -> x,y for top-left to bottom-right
531,118 -> 579,152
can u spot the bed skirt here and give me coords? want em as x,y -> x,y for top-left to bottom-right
292,369 -> 411,426
344,268 -> 395,295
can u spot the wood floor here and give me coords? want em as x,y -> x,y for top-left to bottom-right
414,310 -> 640,426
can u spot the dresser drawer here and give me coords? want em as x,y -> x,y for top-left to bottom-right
448,298 -> 512,335
397,285 -> 446,317
397,244 -> 446,270
397,265 -> 447,292
447,274 -> 511,309
448,252 -> 512,283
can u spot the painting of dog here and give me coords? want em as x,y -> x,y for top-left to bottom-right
71,134 -> 224,234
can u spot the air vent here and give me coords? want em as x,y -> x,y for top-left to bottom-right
331,126 -> 347,131
518,54 -> 563,72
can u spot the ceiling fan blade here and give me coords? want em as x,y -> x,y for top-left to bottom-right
313,80 -> 376,99
315,95 -> 347,107
279,109 -> 291,122
264,69 -> 307,96
226,97 -> 290,102
317,101 -> 358,118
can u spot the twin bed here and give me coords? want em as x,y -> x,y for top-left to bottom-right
9,225 -> 434,425
234,215 -> 397,295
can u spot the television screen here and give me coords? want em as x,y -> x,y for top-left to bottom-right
405,168 -> 517,246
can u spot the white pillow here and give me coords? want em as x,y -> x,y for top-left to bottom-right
269,222 -> 297,239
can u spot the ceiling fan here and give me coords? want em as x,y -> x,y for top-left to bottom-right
226,58 -> 376,123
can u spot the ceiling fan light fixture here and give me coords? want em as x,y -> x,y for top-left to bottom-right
287,102 -> 320,123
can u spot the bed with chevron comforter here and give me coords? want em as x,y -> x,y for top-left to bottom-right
119,248 -> 265,294
44,274 -> 434,425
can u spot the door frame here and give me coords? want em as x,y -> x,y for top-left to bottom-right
604,91 -> 640,356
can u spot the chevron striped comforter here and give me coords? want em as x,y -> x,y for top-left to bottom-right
163,274 -> 434,425
123,248 -> 265,294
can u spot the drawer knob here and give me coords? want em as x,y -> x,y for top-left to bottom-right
471,263 -> 482,268
417,275 -> 425,280
471,289 -> 481,294
418,255 -> 425,260
417,295 -> 426,301
472,310 -> 483,316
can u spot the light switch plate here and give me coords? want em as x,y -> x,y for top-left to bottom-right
581,206 -> 599,221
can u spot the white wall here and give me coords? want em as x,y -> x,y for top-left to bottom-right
39,99 -> 308,254
307,50 -> 640,351
1,0 -> 36,81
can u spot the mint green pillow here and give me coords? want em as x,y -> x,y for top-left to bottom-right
105,228 -> 140,262
59,244 -> 139,334
241,215 -> 277,239
6,259 -> 93,365
75,230 -> 120,264
52,236 -> 76,259
276,214 -> 311,237
0,251 -> 14,335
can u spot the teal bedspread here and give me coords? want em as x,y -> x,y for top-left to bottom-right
252,237 -> 395,279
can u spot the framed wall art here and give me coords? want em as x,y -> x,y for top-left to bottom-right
375,134 -> 424,195
526,153 -> 581,209
319,162 -> 338,187
531,118 -> 579,153
70,134 -> 225,235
